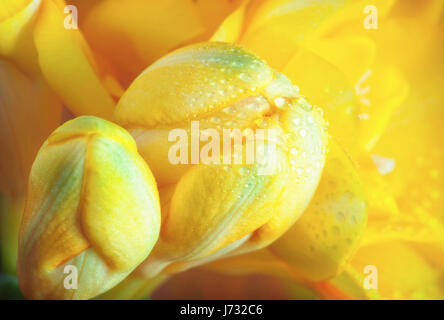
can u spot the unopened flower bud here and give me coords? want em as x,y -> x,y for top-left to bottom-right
18,116 -> 161,299
115,42 -> 328,276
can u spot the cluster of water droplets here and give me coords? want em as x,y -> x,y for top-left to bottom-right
169,44 -> 330,183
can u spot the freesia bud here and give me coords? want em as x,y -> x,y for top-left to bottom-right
18,116 -> 161,299
115,42 -> 328,276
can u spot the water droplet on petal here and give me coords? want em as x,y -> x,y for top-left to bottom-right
223,106 -> 237,114
274,97 -> 286,108
239,73 -> 250,81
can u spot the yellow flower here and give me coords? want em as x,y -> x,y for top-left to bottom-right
1,0 -> 443,300
115,42 -> 328,277
17,116 -> 161,299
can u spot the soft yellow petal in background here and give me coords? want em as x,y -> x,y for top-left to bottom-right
0,195 -> 24,274
0,59 -> 61,198
154,268 -> 314,300
193,0 -> 244,40
239,0 -> 351,69
356,156 -> 399,220
314,0 -> 397,38
211,3 -> 247,43
283,48 -> 359,154
358,64 -> 409,151
321,265 -> 379,299
33,0 -> 115,119
74,0 -> 205,88
349,241 -> 444,299
97,273 -> 168,300
390,0 -> 444,25
302,35 -> 375,84
371,37 -> 444,231
0,0 -> 41,73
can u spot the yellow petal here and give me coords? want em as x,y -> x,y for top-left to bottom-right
97,273 -> 168,300
302,35 -> 376,84
283,48 -> 360,153
158,146 -> 287,255
211,3 -> 247,43
314,0 -> 397,37
362,215 -> 444,248
320,265 -> 380,299
0,195 -> 23,274
0,0 -> 41,73
116,42 -> 275,128
0,59 -> 61,198
371,46 -> 444,227
194,0 -> 244,40
239,0 -> 350,69
18,116 -> 161,300
390,0 -> 444,25
203,248 -> 326,299
152,267 -> 307,299
80,135 -> 160,271
270,138 -> 367,281
205,248 -> 302,280
358,64 -> 409,151
33,0 -> 115,119
356,155 -> 399,220
350,241 -> 444,299
78,0 -> 205,88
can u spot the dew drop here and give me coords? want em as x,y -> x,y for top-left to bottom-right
239,73 -> 250,81
307,116 -> 314,124
225,120 -> 237,127
298,98 -> 313,111
293,118 -> 301,126
274,97 -> 286,108
223,106 -> 237,114
210,117 -> 221,124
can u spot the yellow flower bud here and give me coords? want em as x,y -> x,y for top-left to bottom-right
17,116 -> 161,300
115,42 -> 328,276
